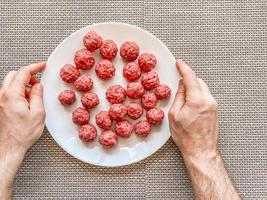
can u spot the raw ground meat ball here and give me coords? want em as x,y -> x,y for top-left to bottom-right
155,84 -> 171,100
123,62 -> 141,82
138,53 -> 157,72
98,130 -> 118,148
99,40 -> 118,60
120,41 -> 139,61
146,107 -> 164,125
74,48 -> 95,70
126,82 -> 145,99
106,85 -> 126,104
58,89 -> 76,105
95,111 -> 112,130
81,92 -> 99,109
141,71 -> 160,90
95,59 -> 115,80
127,102 -> 143,120
74,75 -> 94,92
79,124 -> 97,142
83,31 -> 103,52
135,121 -> 151,137
115,120 -> 134,138
60,64 -> 80,83
141,92 -> 158,110
72,107 -> 90,126
109,104 -> 127,121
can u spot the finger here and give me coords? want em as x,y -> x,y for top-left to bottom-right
30,75 -> 40,85
176,59 -> 200,94
1,71 -> 17,90
10,62 -> 46,94
169,79 -> 185,112
197,78 -> 214,99
25,85 -> 32,98
29,83 -> 45,117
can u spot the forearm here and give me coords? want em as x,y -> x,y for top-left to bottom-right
183,152 -> 240,200
0,146 -> 25,200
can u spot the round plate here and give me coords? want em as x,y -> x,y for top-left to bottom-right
41,22 -> 179,167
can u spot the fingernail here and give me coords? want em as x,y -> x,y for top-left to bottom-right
36,83 -> 43,90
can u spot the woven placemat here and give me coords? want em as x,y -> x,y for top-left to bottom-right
0,0 -> 266,199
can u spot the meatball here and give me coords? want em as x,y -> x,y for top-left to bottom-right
138,53 -> 157,72
81,92 -> 99,109
120,41 -> 139,61
141,92 -> 158,110
98,130 -> 118,148
74,48 -> 95,70
72,107 -> 90,126
60,64 -> 80,83
123,62 -> 141,82
146,107 -> 164,125
83,31 -> 103,52
74,75 -> 94,92
109,104 -> 127,121
79,124 -> 97,142
126,82 -> 145,99
155,84 -> 171,100
141,71 -> 160,90
106,85 -> 126,104
95,111 -> 112,130
135,121 -> 151,137
58,89 -> 76,105
95,59 -> 115,80
127,102 -> 143,120
99,40 -> 118,60
115,120 -> 134,138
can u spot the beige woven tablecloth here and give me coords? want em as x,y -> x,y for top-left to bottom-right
0,0 -> 266,199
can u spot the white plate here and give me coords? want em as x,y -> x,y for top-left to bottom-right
41,22 -> 179,167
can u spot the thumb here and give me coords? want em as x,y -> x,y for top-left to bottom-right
29,83 -> 45,117
170,79 -> 185,112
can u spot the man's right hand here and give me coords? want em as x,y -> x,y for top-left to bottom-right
168,59 -> 219,162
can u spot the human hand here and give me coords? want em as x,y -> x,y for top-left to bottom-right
0,62 -> 46,155
168,59 -> 219,161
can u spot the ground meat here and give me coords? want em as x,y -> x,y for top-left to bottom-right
95,59 -> 115,80
83,31 -> 103,52
138,53 -> 157,72
95,111 -> 112,130
141,92 -> 158,110
127,102 -> 143,120
123,62 -> 141,82
109,103 -> 127,121
60,64 -> 80,83
141,71 -> 160,90
81,92 -> 99,109
79,124 -> 97,142
99,40 -> 118,60
120,41 -> 139,61
126,82 -> 145,99
74,48 -> 95,70
74,75 -> 94,92
72,107 -> 90,126
134,121 -> 151,137
115,120 -> 134,138
58,89 -> 76,105
146,107 -> 164,125
155,84 -> 171,100
106,85 -> 126,104
98,130 -> 118,148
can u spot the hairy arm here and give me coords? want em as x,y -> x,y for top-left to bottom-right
169,59 -> 240,200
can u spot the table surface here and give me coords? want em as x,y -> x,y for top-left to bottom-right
0,0 -> 266,199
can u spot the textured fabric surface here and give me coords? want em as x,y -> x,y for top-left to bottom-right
0,0 -> 266,199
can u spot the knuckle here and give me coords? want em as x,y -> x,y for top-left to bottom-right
35,108 -> 45,117
207,100 -> 218,111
